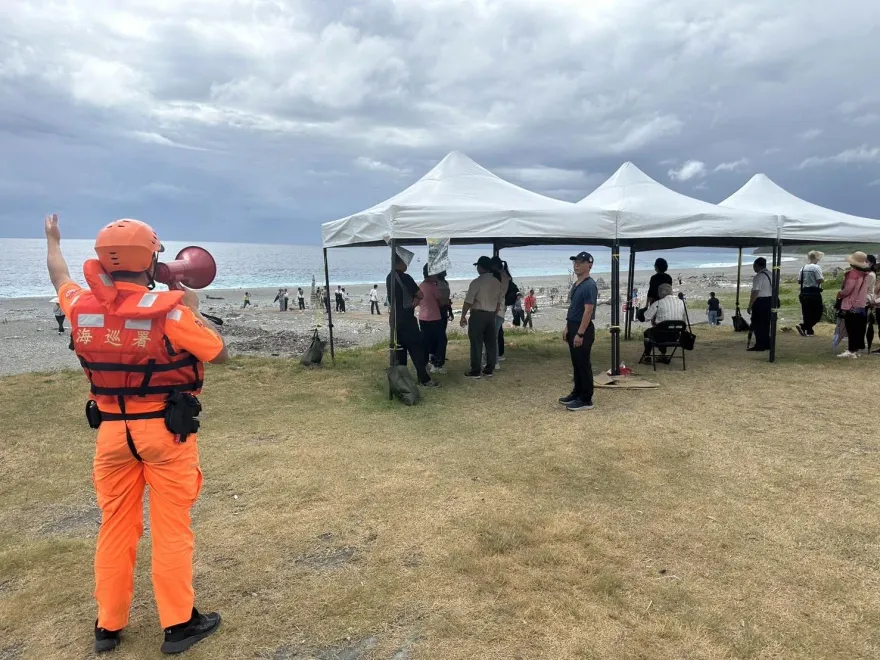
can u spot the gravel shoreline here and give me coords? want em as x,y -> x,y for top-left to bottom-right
0,259 -> 839,377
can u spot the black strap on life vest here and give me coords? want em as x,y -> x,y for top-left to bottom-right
117,396 -> 144,462
77,354 -> 198,373
78,353 -> 201,398
90,381 -> 203,397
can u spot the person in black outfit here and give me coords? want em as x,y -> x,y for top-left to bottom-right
559,251 -> 598,412
387,255 -> 438,387
647,258 -> 673,305
748,257 -> 773,351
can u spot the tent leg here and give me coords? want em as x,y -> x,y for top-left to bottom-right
323,248 -> 335,364
735,247 -> 743,319
770,239 -> 781,363
389,240 -> 399,400
492,240 -> 500,258
610,241 -> 621,375
625,248 -> 636,340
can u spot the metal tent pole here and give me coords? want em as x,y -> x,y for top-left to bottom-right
735,247 -> 743,319
769,239 -> 782,363
388,240 -> 397,400
625,247 -> 636,340
322,248 -> 335,363
610,241 -> 621,374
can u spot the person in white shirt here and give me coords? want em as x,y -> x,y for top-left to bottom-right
640,283 -> 685,362
369,284 -> 381,315
796,250 -> 824,337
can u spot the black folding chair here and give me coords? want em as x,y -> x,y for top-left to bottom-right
645,320 -> 687,371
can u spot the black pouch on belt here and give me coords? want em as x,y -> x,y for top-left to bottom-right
164,392 -> 202,442
85,400 -> 102,429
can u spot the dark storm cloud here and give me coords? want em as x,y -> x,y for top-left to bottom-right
1,0 -> 879,242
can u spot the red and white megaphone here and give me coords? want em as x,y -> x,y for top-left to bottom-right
154,246 -> 217,290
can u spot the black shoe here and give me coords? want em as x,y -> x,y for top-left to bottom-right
464,370 -> 482,379
420,380 -> 441,388
795,324 -> 806,337
481,369 -> 494,378
558,392 -> 579,404
161,608 -> 221,655
746,346 -> 767,352
566,399 -> 594,412
95,621 -> 122,654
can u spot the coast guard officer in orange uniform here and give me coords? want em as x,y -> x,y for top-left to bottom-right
45,213 -> 227,655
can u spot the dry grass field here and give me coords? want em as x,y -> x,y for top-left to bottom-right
1,324 -> 878,659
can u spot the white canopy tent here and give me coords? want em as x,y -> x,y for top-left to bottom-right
322,150 -> 615,248
578,163 -> 780,248
576,163 -> 783,358
720,173 -> 880,244
320,151 -> 616,376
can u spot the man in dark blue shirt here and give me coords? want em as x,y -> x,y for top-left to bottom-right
560,251 -> 598,411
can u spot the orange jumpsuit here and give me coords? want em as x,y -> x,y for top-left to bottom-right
59,280 -> 224,631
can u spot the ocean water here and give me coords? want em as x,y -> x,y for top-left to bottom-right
1,238 -> 764,299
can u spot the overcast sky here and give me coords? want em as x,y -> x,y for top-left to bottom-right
2,0 -> 879,243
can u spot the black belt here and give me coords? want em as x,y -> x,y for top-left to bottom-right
99,410 -> 166,421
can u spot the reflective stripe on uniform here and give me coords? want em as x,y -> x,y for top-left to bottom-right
167,308 -> 183,322
124,318 -> 152,331
99,273 -> 113,286
138,293 -> 159,308
77,313 -> 105,327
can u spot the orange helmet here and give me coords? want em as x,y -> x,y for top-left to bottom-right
94,219 -> 164,273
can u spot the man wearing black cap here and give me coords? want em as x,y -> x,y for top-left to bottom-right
460,256 -> 503,378
560,251 -> 598,411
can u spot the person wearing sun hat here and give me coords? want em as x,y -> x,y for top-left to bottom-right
836,250 -> 871,358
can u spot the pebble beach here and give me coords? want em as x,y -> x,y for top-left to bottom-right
0,259 -> 841,377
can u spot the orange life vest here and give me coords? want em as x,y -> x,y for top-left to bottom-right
69,261 -> 204,408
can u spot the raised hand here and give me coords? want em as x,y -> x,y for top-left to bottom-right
45,213 -> 61,242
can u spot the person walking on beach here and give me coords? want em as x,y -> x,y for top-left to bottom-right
340,288 -> 347,313
512,292 -> 524,327
274,288 -> 284,311
560,252 -> 598,411
796,250 -> 825,337
387,253 -> 438,387
297,287 -> 305,311
370,284 -> 381,314
242,292 -> 251,309
747,257 -> 773,352
460,256 -> 502,379
44,213 -> 225,654
52,297 -> 66,333
523,289 -> 536,329
707,292 -> 721,326
335,286 -> 343,312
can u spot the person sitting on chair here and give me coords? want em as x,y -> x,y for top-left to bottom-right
640,283 -> 685,363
